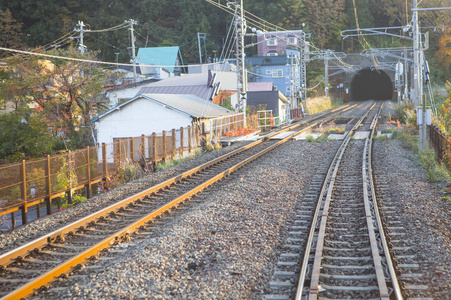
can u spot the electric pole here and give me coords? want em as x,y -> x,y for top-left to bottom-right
412,0 -> 421,107
299,36 -> 308,116
324,50 -> 330,97
126,19 -> 139,84
73,21 -> 89,54
233,0 -> 247,119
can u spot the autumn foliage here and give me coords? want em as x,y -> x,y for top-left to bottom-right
224,128 -> 256,137
436,25 -> 451,68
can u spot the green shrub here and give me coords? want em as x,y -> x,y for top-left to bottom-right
117,159 -> 144,183
316,134 -> 329,142
417,148 -> 451,183
305,135 -> 314,142
392,128 -> 418,151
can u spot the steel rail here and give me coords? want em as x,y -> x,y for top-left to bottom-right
0,104 -> 354,269
295,101 -> 378,300
0,104 -> 356,300
361,103 -> 390,299
367,105 -> 403,300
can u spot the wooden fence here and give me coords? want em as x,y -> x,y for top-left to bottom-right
0,125 -> 200,229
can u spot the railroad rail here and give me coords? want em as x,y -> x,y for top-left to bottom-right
0,103 -> 358,299
265,101 -> 403,299
296,101 -> 402,299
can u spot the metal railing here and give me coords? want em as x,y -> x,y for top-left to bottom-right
208,113 -> 245,143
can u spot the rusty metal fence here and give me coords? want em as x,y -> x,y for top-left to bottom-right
428,125 -> 446,161
0,125 -> 200,228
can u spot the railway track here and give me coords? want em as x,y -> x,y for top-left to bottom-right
0,103 -> 360,299
265,101 -> 403,299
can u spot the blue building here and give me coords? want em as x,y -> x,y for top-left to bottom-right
245,52 -> 300,98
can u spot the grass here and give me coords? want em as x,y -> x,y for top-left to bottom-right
306,96 -> 344,115
391,128 -> 451,184
417,148 -> 451,183
156,149 -> 203,172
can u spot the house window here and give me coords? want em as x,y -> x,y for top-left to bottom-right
267,52 -> 278,57
266,70 -> 272,75
287,37 -> 297,45
272,69 -> 283,77
286,86 -> 291,92
264,58 -> 271,64
267,38 -> 277,46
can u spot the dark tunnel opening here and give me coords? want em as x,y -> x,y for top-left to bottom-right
350,68 -> 393,101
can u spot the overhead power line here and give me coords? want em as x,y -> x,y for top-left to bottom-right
0,46 -> 220,69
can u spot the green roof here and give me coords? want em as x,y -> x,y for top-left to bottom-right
137,46 -> 183,73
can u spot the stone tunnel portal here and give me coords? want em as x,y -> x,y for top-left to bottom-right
350,68 -> 393,101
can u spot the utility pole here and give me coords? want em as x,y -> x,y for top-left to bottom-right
412,0 -> 422,107
126,19 -> 139,84
324,50 -> 329,97
73,21 -> 89,54
197,33 -> 207,64
233,0 -> 247,120
299,35 -> 308,116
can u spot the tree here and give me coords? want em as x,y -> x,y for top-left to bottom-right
304,0 -> 346,48
0,109 -> 61,161
0,9 -> 25,57
435,26 -> 451,68
0,47 -> 109,148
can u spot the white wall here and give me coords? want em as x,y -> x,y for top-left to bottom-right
95,97 -> 192,146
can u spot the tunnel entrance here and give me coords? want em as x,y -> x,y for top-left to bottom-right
350,68 -> 393,101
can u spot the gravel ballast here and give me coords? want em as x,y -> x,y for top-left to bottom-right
2,102 -> 449,299
36,141 -> 337,299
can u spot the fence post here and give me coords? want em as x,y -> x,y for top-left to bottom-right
162,131 -> 167,162
141,134 -> 146,161
152,133 -> 157,164
148,136 -> 152,163
172,129 -> 176,159
180,127 -> 184,158
102,143 -> 108,179
209,119 -> 212,144
67,151 -> 73,205
86,146 -> 91,199
45,155 -> 52,215
118,140 -> 122,168
130,138 -> 135,162
20,160 -> 28,225
188,126 -> 192,154
196,125 -> 200,148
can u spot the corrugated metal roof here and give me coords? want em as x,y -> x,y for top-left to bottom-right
210,70 -> 237,90
138,85 -> 212,100
248,82 -> 273,91
140,73 -> 208,87
137,47 -> 182,73
91,94 -> 233,122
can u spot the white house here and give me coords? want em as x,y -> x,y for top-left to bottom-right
91,93 -> 234,147
105,78 -> 160,107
